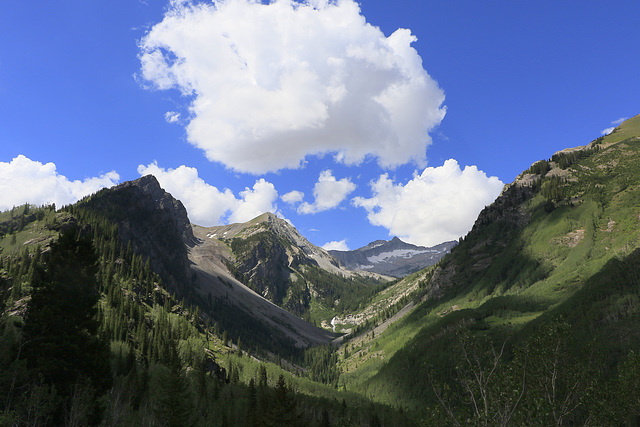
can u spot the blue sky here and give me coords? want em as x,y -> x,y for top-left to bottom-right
1,0 -> 638,250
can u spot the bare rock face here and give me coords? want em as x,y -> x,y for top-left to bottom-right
119,175 -> 195,246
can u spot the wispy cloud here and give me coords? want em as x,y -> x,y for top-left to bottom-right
601,117 -> 628,135
138,0 -> 445,173
164,111 -> 181,123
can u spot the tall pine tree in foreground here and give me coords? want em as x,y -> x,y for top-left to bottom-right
22,227 -> 111,424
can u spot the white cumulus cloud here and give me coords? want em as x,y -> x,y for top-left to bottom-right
297,170 -> 356,214
229,178 -> 279,224
281,190 -> 305,204
137,162 -> 278,225
322,239 -> 350,251
353,159 -> 504,246
138,0 -> 446,173
0,155 -> 119,211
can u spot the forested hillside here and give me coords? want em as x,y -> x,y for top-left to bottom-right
0,204 -> 410,426
336,114 -> 640,425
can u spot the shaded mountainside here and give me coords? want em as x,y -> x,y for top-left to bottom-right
74,176 -> 338,354
329,236 -> 456,277
75,175 -> 195,296
337,114 -> 640,423
70,178 -> 390,350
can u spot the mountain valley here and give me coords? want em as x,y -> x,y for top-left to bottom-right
1,114 -> 640,425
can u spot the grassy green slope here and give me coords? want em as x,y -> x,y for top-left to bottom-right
341,114 -> 640,410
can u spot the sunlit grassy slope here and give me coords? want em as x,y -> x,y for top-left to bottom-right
339,114 -> 640,409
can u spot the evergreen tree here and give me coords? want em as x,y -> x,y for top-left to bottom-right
21,228 -> 111,423
151,339 -> 192,426
267,374 -> 298,426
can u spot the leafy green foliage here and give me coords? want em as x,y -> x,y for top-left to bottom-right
304,345 -> 340,387
339,117 -> 640,418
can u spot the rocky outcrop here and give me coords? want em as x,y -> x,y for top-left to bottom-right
79,175 -> 195,294
117,175 -> 195,246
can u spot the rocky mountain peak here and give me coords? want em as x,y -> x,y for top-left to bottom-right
117,175 -> 195,245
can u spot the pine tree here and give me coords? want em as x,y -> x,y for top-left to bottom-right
268,374 -> 298,426
21,228 -> 111,423
152,339 -> 192,426
247,377 -> 258,427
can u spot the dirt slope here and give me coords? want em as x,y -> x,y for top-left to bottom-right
188,224 -> 335,347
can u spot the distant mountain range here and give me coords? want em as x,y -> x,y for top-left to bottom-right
329,237 -> 456,277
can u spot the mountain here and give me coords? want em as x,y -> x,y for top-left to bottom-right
1,201 -> 412,425
191,212 -> 391,323
77,175 -> 196,296
329,236 -> 456,277
73,178 -> 394,350
77,176 -> 347,352
337,114 -> 640,423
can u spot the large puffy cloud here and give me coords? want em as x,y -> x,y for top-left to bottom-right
137,162 -> 278,225
0,155 -> 119,210
138,0 -> 446,173
353,159 -> 504,246
297,170 -> 356,214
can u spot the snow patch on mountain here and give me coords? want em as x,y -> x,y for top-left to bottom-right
367,249 -> 432,263
329,237 -> 457,277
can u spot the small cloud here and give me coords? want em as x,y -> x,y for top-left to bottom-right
229,178 -> 279,224
601,117 -> 628,135
281,190 -> 305,204
353,159 -> 503,246
0,155 -> 119,210
164,111 -> 181,123
322,239 -> 350,251
297,170 -> 356,214
601,126 -> 616,136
